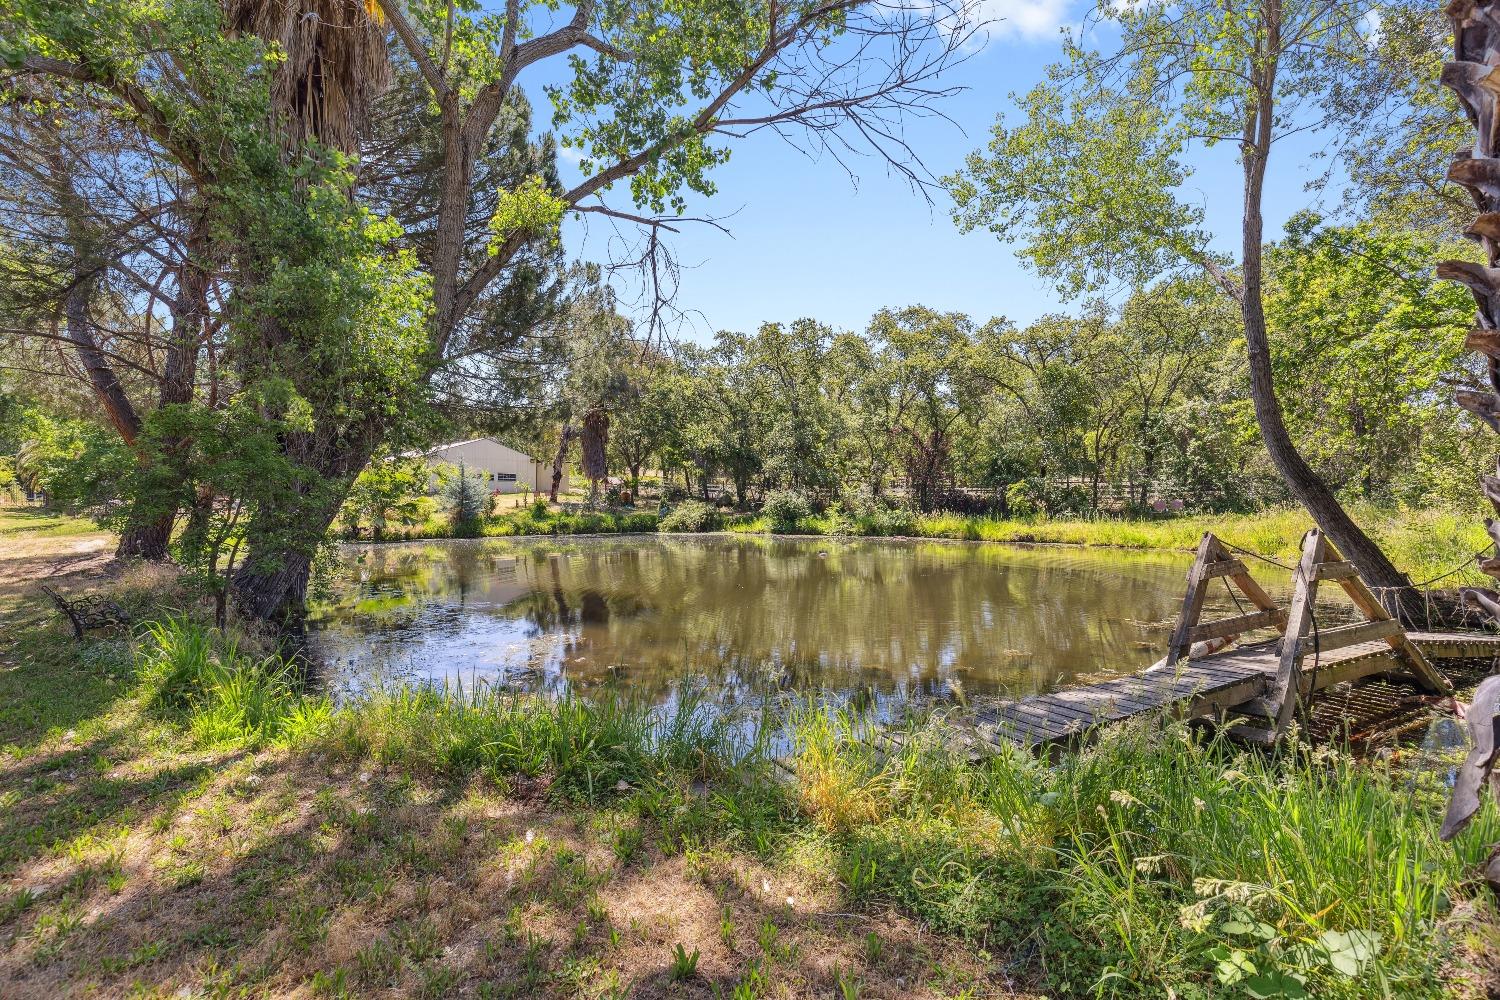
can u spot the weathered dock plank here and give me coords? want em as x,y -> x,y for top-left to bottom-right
870,533 -> 1500,759
951,631 -> 1500,752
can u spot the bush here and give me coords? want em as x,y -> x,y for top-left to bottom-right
1005,479 -> 1042,519
659,500 -> 719,533
854,505 -> 916,537
619,512 -> 659,532
762,489 -> 812,527
819,502 -> 854,536
0,458 -> 22,502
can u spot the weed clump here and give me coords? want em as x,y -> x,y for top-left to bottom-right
134,618 -> 329,747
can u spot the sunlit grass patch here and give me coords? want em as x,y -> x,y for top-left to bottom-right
321,681 -> 749,802
5,587 -> 1498,997
0,504 -> 103,539
785,706 -> 1498,997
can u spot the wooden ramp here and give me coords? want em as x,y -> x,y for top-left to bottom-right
917,531 -> 1499,756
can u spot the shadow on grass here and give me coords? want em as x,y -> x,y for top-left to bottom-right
0,611 -> 128,750
0,722 -> 1005,999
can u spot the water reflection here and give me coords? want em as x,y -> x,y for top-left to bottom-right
308,535 -> 1300,712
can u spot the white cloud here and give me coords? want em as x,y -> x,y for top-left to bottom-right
970,0 -> 1074,42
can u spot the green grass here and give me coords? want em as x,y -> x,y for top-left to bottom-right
382,500 -> 1493,591
481,506 -> 658,538
134,617 -> 331,748
793,708 -> 1500,997
0,504 -> 104,539
715,505 -> 1494,590
5,607 -> 1490,997
335,503 -> 658,542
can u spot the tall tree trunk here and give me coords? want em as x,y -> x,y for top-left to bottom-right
232,546 -> 318,625
1238,33 -> 1426,623
64,282 -> 141,444
219,0 -> 392,625
580,409 -> 608,504
117,211 -> 211,561
62,260 -> 174,562
230,432 -> 375,624
550,425 -> 575,502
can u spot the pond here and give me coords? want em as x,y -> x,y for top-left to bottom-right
307,534 -> 1304,716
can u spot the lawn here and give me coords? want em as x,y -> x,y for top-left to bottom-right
0,505 -> 107,540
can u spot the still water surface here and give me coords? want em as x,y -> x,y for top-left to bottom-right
308,534 -> 1300,710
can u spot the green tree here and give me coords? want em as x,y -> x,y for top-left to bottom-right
867,306 -> 985,512
340,456 -> 433,539
7,0 -> 970,625
609,351 -> 690,493
946,0 -> 1430,617
745,320 -> 850,493
444,460 -> 488,536
1265,215 -> 1475,499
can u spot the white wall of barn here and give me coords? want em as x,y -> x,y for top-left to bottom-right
421,438 -> 560,493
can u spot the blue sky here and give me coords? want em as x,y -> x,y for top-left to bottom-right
548,0 -> 1343,341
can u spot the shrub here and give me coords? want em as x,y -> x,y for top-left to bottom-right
854,506 -> 915,537
619,512 -> 659,532
0,458 -> 22,502
659,500 -> 719,533
762,489 -> 811,528
1004,480 -> 1042,519
444,461 -> 487,536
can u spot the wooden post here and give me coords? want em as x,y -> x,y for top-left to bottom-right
1163,533 -> 1216,672
1271,529 -> 1326,736
1163,532 -> 1289,671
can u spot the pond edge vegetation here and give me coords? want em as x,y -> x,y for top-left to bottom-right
340,500 -> 1497,592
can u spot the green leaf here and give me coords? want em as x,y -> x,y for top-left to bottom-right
1215,949 -> 1256,985
1316,929 -> 1381,977
1242,970 -> 1308,999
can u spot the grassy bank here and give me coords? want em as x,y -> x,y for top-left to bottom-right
340,502 -> 660,542
346,500 -> 1493,589
3,575 -> 1498,997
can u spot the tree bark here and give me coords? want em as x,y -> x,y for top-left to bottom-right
1238,13 -> 1426,623
64,283 -> 141,443
118,211 -> 211,561
1440,1 -> 1500,622
229,431 -> 376,624
550,425 -> 575,502
231,546 -> 317,625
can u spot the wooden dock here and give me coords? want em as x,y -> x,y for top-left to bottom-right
900,531 -> 1500,756
944,631 -> 1500,752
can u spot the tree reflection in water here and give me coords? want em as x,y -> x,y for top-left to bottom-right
309,535 -> 1295,722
